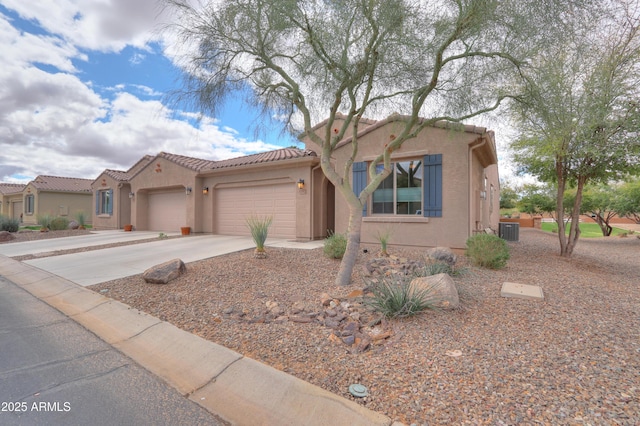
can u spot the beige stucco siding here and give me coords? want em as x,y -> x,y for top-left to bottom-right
330,126 -> 486,249
92,174 -> 131,230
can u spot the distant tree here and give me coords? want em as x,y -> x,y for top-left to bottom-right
581,184 -> 618,236
163,0 -> 584,285
499,184 -> 519,210
517,184 -> 555,216
510,1 -> 640,256
614,179 -> 640,223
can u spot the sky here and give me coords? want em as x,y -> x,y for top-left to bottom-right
0,1 -> 519,185
0,0 -> 301,184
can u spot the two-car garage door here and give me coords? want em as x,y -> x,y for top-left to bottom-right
215,183 -> 296,239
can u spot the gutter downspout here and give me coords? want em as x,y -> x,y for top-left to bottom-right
468,136 -> 487,238
310,164 -> 322,240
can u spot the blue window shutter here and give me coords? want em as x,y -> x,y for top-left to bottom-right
423,154 -> 442,217
352,162 -> 367,217
95,191 -> 100,215
107,189 -> 113,215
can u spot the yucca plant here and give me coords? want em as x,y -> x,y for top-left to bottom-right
246,214 -> 273,258
364,275 -> 438,319
36,214 -> 53,232
75,211 -> 87,229
373,227 -> 393,256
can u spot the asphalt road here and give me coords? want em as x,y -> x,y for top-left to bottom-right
0,276 -> 227,426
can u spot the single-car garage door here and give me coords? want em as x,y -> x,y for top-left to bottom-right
148,189 -> 186,232
216,183 -> 296,239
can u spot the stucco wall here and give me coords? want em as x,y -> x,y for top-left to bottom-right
322,125 -> 491,249
21,184 -> 92,227
200,159 -> 317,239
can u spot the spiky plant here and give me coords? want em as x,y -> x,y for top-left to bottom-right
246,214 -> 273,258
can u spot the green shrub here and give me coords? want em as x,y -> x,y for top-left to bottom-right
49,216 -> 70,231
373,227 -> 393,256
465,234 -> 510,269
37,214 -> 54,230
364,275 -> 437,318
323,231 -> 347,259
246,214 -> 272,256
0,216 -> 19,232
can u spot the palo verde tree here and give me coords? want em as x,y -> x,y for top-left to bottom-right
164,0 -> 592,285
510,1 -> 640,256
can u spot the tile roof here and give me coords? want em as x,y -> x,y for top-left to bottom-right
0,183 -> 26,195
206,148 -> 317,170
30,175 -> 93,193
157,152 -> 218,171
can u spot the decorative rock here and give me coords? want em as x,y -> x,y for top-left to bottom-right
68,220 -> 79,230
0,231 -> 16,242
320,293 -> 332,306
409,273 -> 460,309
426,247 -> 458,266
342,335 -> 356,345
142,258 -> 186,284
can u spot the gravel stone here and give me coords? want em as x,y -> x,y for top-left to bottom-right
10,228 -> 640,425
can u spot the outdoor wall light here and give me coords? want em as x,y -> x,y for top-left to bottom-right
202,187 -> 209,195
129,192 -> 135,199
297,179 -> 305,189
186,187 -> 192,195
480,190 -> 487,200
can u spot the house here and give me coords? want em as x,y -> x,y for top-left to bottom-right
6,176 -> 93,226
300,114 -> 500,249
94,114 -> 499,249
92,149 -> 322,240
0,183 -> 26,220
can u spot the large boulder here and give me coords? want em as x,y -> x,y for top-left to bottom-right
143,258 -> 186,284
409,273 -> 459,309
0,231 -> 15,242
425,247 -> 458,266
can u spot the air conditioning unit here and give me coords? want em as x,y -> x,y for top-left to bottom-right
499,222 -> 519,242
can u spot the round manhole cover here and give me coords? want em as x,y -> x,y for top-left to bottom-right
348,383 -> 368,398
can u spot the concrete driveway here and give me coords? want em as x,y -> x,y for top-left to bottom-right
2,231 -> 322,287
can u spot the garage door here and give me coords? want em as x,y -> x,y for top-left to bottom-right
216,183 -> 296,239
148,189 -> 186,232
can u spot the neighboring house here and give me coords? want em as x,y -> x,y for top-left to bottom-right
96,114 -> 499,249
91,155 -> 154,231
19,176 -> 93,226
0,183 -> 26,220
93,149 -> 323,239
300,114 -> 500,249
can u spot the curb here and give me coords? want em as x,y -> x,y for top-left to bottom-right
0,255 -> 393,426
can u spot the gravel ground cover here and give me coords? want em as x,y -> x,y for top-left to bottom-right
5,228 -> 639,424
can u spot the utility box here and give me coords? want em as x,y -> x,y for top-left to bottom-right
499,222 -> 519,241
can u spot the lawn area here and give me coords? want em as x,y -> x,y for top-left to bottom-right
540,222 -> 630,237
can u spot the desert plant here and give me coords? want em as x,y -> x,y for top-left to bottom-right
373,227 -> 393,256
246,214 -> 272,258
323,231 -> 347,259
465,234 -> 510,269
36,214 -> 53,231
158,232 -> 168,239
364,275 -> 437,318
414,261 -> 464,277
75,211 -> 87,229
0,216 -> 19,232
49,216 -> 70,231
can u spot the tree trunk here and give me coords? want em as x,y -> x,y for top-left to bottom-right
564,178 -> 586,256
556,166 -> 569,256
335,205 -> 363,286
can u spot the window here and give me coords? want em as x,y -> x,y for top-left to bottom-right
372,161 -> 423,215
353,155 -> 442,217
96,189 -> 113,215
25,194 -> 34,214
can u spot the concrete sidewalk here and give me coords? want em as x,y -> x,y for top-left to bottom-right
0,256 -> 392,426
7,232 -> 323,286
